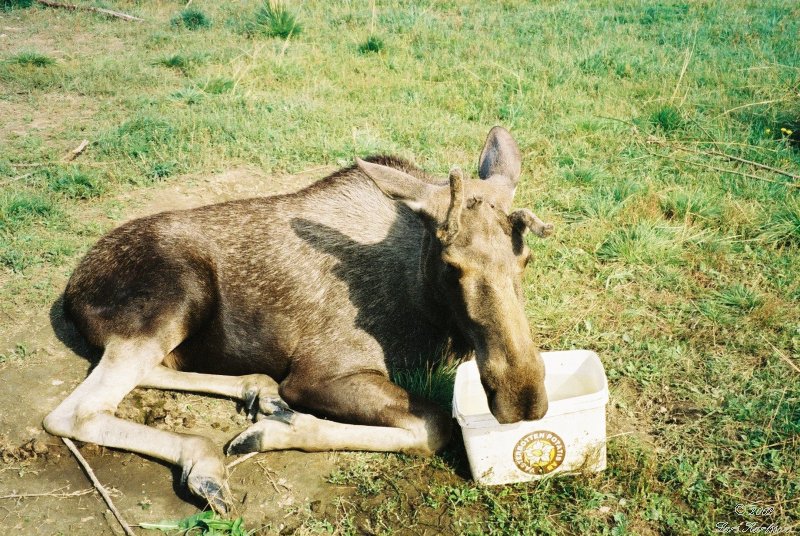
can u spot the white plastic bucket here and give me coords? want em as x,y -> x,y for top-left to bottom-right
452,350 -> 608,485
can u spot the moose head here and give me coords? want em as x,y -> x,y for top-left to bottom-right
357,126 -> 552,423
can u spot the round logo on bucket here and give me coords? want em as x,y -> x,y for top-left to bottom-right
513,430 -> 566,475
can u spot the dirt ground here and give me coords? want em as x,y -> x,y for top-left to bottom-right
0,167 -> 366,535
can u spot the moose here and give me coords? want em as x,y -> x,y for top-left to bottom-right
44,126 -> 553,511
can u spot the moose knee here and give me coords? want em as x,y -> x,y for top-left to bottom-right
407,407 -> 452,456
424,409 -> 453,454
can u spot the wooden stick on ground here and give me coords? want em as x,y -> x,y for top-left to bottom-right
61,438 -> 136,536
0,487 -> 94,500
646,137 -> 800,187
63,139 -> 89,162
36,0 -> 144,22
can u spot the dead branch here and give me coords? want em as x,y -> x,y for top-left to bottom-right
35,0 -> 144,22
0,172 -> 35,187
226,451 -> 258,471
0,487 -> 94,500
61,438 -> 135,536
762,336 -> 800,374
646,148 -> 793,187
646,137 -> 800,187
63,139 -> 89,162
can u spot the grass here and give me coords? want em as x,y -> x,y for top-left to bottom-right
140,511 -> 252,535
240,1 -> 302,38
1,1 -> 799,534
171,7 -> 212,31
6,51 -> 55,67
358,35 -> 385,54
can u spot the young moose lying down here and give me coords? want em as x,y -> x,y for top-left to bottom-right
44,126 -> 553,512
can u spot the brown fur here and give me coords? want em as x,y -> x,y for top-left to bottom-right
47,127 -> 553,510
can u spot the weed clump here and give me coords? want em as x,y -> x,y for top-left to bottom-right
201,77 -> 235,95
1,0 -> 32,11
759,198 -> 800,246
660,189 -> 722,224
100,116 -> 176,159
242,1 -> 302,38
0,194 -> 56,230
650,105 -> 682,132
596,223 -> 682,265
7,51 -> 55,67
358,35 -> 385,54
48,168 -> 104,200
156,54 -> 194,74
171,7 -> 212,31
149,161 -> 177,181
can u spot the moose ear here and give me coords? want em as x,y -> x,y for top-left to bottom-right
478,126 -> 522,198
356,158 -> 436,213
509,209 -> 553,238
508,209 -> 553,255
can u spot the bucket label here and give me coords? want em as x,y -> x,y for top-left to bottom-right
513,430 -> 566,475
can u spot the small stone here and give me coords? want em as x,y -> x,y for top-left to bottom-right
31,440 -> 49,455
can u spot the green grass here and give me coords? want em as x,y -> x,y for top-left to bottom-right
140,511 -> 252,535
1,0 -> 32,11
48,167 -> 105,199
241,1 -> 302,38
358,35 -> 385,54
171,7 -> 212,31
6,51 -> 55,67
1,1 -> 799,534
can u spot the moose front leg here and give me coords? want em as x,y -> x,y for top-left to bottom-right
227,371 -> 452,456
139,365 -> 290,420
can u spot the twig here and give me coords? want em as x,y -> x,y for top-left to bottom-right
0,487 -> 94,500
35,0 -> 144,22
759,386 -> 787,460
649,149 -> 790,187
226,451 -> 258,471
670,32 -> 696,103
61,438 -> 135,536
646,138 -> 800,187
656,139 -> 800,181
63,139 -> 89,162
762,336 -> 800,374
716,98 -> 791,118
0,172 -> 35,187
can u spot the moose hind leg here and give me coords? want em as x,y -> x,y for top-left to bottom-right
228,371 -> 452,456
43,339 -> 231,512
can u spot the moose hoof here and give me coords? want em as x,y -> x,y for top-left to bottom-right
243,389 -> 291,421
186,474 -> 231,514
226,413 -> 296,455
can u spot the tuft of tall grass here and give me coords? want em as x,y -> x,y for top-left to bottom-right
649,105 -> 682,132
241,1 -> 302,38
391,361 -> 457,409
596,223 -> 683,266
660,189 -> 723,225
0,194 -> 57,230
1,0 -> 32,11
359,35 -> 385,54
759,198 -> 800,246
171,7 -> 212,31
200,77 -> 235,95
48,168 -> 105,200
99,116 -> 176,159
6,51 -> 55,67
